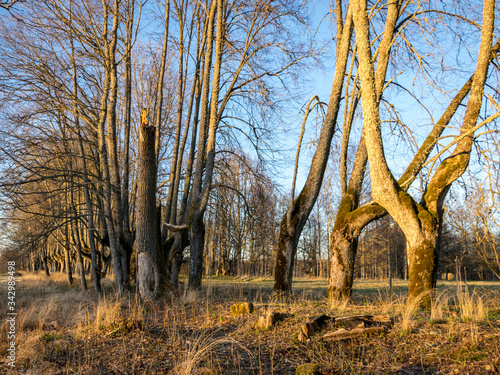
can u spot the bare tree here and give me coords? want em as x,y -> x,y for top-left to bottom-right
0,0 -> 21,10
353,0 -> 497,305
273,0 -> 353,294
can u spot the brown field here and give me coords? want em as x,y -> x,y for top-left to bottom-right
1,273 -> 500,374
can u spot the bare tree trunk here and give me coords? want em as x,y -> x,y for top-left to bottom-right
121,0 -> 137,280
168,229 -> 188,287
69,0 -> 102,294
43,245 -> 51,277
97,0 -> 126,294
106,0 -> 129,286
154,1 -> 173,283
64,240 -> 73,286
154,0 -> 171,162
136,110 -> 160,300
273,4 -> 353,294
165,0 -> 186,226
328,0 -> 402,299
72,220 -> 88,291
328,0 -> 500,302
327,62 -> 492,299
187,0 -> 219,290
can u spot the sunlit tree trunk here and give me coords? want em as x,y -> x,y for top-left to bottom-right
63,227 -> 74,286
188,0 -> 221,290
94,0 -> 127,294
136,110 -> 160,299
328,0 -> 402,300
164,0 -> 186,226
105,0 -> 129,285
68,0 -> 102,294
352,0 -> 495,306
273,3 -> 353,294
120,0 -> 137,279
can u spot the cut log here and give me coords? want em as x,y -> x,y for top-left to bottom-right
334,315 -> 372,328
297,314 -> 393,341
320,326 -> 387,341
230,302 -> 254,316
371,314 -> 393,327
253,310 -> 290,330
334,315 -> 373,323
300,314 -> 333,338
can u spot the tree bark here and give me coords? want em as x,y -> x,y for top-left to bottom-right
136,109 -> 160,300
187,0 -> 220,290
121,0 -> 136,281
328,0 -> 402,300
69,0 -> 102,294
273,3 -> 353,294
64,240 -> 73,286
96,0 -> 126,294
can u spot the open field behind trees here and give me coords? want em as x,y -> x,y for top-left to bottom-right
1,272 -> 500,374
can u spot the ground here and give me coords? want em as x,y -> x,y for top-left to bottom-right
0,273 -> 499,374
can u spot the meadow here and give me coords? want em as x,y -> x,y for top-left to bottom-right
1,273 -> 499,374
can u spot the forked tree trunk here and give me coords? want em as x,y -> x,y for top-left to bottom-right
352,0 -> 495,307
97,0 -> 126,295
327,61 -> 495,300
328,0 -> 402,300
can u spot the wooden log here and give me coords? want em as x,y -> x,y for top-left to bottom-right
320,326 -> 387,341
334,315 -> 373,329
334,315 -> 373,323
253,311 -> 290,330
371,314 -> 393,327
300,315 -> 333,338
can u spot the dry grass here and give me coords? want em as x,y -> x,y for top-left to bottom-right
456,287 -> 489,323
0,273 -> 499,374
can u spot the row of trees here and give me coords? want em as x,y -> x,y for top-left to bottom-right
0,0 -> 499,305
5,190 -> 498,283
0,0 -> 306,299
